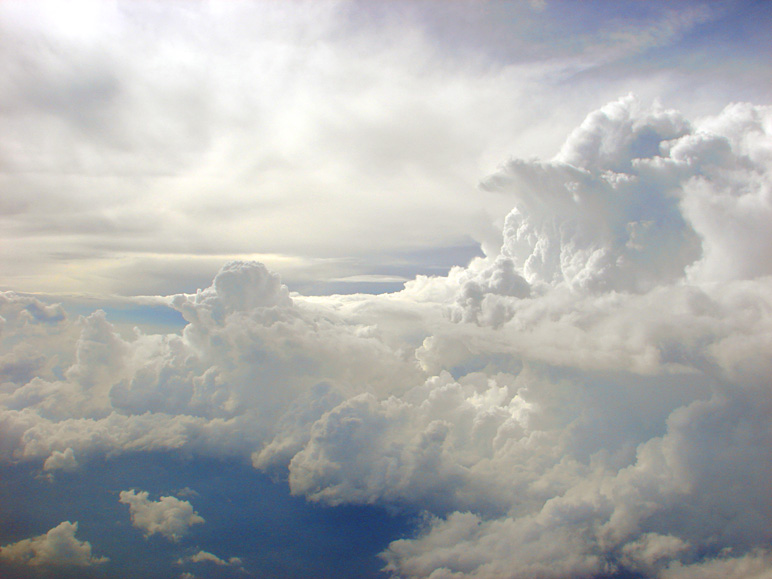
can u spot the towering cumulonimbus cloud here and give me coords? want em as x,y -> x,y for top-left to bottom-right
1,97 -> 771,578
486,96 -> 772,291
482,96 -> 693,295
376,96 -> 772,578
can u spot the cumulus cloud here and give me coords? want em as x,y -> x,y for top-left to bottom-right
172,261 -> 293,326
42,447 -> 78,472
177,550 -> 243,568
119,490 -> 204,541
372,97 -> 772,578
1,96 -> 772,578
0,521 -> 107,567
481,95 -> 701,294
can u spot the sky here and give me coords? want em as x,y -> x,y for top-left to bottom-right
1,1 -> 772,578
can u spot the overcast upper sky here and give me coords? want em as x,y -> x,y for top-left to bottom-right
2,2 -> 772,579
1,0 -> 770,296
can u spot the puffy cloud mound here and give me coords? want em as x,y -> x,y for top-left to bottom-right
119,490 -> 204,541
177,550 -> 243,568
0,521 -> 107,567
379,382 -> 772,578
172,261 -> 293,326
675,102 -> 772,282
1,97 -> 772,578
479,95 -> 772,297
42,447 -> 78,471
480,96 -> 700,294
285,372 -> 530,512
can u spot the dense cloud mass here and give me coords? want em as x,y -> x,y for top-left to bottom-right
119,490 -> 204,542
0,521 -> 107,567
1,98 -> 772,578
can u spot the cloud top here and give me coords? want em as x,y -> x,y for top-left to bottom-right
0,521 -> 107,567
119,490 -> 204,542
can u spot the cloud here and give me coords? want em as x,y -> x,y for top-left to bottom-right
661,549 -> 772,579
42,446 -> 78,472
172,261 -> 293,325
119,489 -> 204,542
177,550 -> 243,568
379,382 -> 772,577
382,511 -> 611,579
0,521 -> 107,567
1,96 -> 772,578
480,95 -> 702,295
675,103 -> 772,282
3,2 -> 768,296
469,95 -> 772,308
0,3 -> 770,579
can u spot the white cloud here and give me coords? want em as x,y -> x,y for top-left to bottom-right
621,533 -> 691,575
382,511 -> 611,579
0,3 -> 770,579
42,446 -> 78,472
481,95 -> 702,295
172,261 -> 293,325
2,3 -> 767,296
119,490 -> 204,542
676,103 -> 772,282
1,95 -> 772,577
177,550 -> 243,568
0,521 -> 107,567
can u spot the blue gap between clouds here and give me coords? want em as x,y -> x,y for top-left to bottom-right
0,452 -> 418,579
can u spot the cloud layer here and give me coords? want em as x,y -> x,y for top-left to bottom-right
1,1 -> 770,296
1,96 -> 772,577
